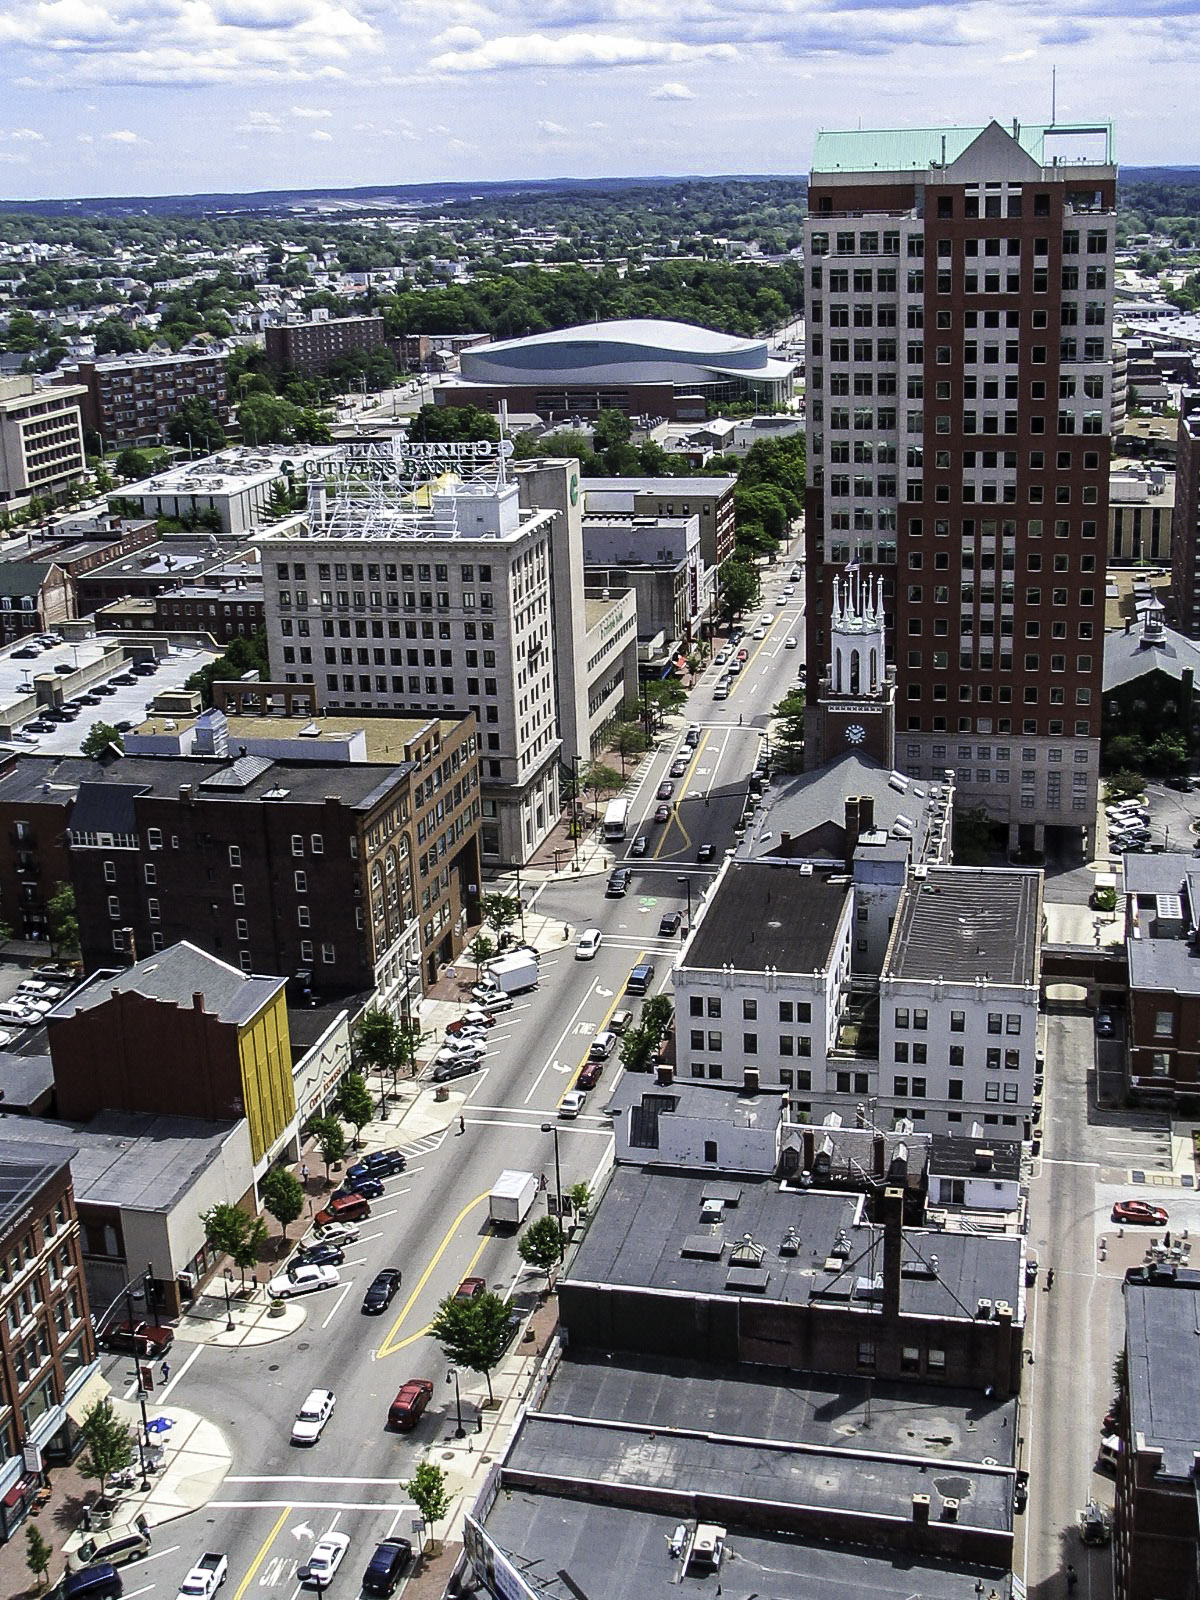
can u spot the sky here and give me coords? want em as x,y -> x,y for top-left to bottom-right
0,0 -> 1193,201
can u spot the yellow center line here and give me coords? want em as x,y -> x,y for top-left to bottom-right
652,730 -> 709,861
727,615 -> 779,696
561,950 -> 647,1101
377,1190 -> 489,1359
380,1223 -> 494,1353
232,1504 -> 292,1600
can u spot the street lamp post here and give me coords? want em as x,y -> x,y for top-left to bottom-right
514,862 -> 526,941
447,1366 -> 465,1439
677,875 -> 693,932
570,754 -> 582,873
540,1121 -> 565,1261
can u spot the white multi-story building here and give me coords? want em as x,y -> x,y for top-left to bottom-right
0,375 -> 87,509
257,445 -> 587,864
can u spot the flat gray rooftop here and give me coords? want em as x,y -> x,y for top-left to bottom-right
683,860 -> 851,975
483,1493 -> 1011,1600
884,868 -> 1041,985
570,1168 -> 1024,1322
1126,1269 -> 1200,1479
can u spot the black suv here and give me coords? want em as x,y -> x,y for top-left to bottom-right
361,1539 -> 413,1597
346,1149 -> 407,1182
605,869 -> 631,897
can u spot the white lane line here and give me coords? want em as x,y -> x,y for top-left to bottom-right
134,1543 -> 182,1567
320,1280 -> 354,1330
523,979 -> 602,1105
372,1208 -> 399,1220
228,1475 -> 406,1484
209,1499 -> 411,1512
158,1342 -> 203,1403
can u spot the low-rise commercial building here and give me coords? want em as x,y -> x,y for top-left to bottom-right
583,513 -> 707,647
106,447 -> 322,536
0,377 -> 87,510
582,474 -> 737,569
1110,464 -> 1174,566
73,534 -> 260,614
57,353 -> 229,446
581,588 -> 638,754
1122,855 -> 1200,1105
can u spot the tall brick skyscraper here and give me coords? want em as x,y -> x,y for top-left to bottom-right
803,119 -> 1116,851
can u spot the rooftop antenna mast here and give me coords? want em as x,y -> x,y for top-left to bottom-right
1051,65 -> 1057,126
497,400 -> 509,489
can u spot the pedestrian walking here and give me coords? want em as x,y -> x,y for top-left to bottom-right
1046,1266 -> 1055,1289
539,1172 -> 548,1191
458,1114 -> 466,1136
300,1161 -> 309,1184
160,1361 -> 170,1385
1067,1566 -> 1077,1593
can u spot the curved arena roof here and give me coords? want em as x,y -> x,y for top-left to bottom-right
459,318 -> 792,388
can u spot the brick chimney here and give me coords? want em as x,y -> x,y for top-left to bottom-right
844,796 -> 861,870
860,794 -> 875,833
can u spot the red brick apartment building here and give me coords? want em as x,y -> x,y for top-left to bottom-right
803,119 -> 1116,849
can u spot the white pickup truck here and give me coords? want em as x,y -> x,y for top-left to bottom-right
178,1552 -> 228,1598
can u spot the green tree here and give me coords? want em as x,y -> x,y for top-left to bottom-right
333,1071 -> 374,1148
580,760 -> 623,818
481,892 -> 521,943
467,931 -> 495,975
355,1004 -> 401,1083
185,627 -> 270,709
78,1399 -> 135,1503
644,677 -> 686,728
408,403 -> 499,444
612,721 -> 646,777
518,1214 -> 566,1287
771,688 -> 806,774
306,1114 -> 346,1179
567,1179 -> 593,1216
734,481 -> 788,543
1103,734 -> 1147,773
167,395 -> 226,453
592,407 -> 632,453
81,721 -> 124,758
1149,732 -> 1188,775
260,1167 -> 304,1240
46,882 -> 78,955
719,559 -> 760,623
25,1521 -> 53,1589
428,1289 -> 513,1403
201,1200 -> 262,1285
230,1214 -> 269,1288
1106,769 -> 1147,802
115,446 -> 154,482
405,1458 -> 452,1547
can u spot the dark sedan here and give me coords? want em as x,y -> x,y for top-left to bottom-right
293,1241 -> 346,1268
336,1174 -> 384,1200
361,1268 -> 403,1315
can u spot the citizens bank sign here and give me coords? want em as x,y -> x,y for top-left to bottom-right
303,440 -> 513,481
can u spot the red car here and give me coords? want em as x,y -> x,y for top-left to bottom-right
454,1276 -> 486,1302
387,1378 -> 434,1431
100,1319 -> 174,1356
577,1060 -> 603,1090
1112,1199 -> 1169,1227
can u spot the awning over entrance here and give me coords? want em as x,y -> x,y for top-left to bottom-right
64,1370 -> 110,1428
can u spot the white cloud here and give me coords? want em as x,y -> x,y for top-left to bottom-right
291,104 -> 332,118
431,24 -> 483,49
537,119 -> 568,136
429,30 -> 737,74
309,128 -> 333,140
238,111 -> 284,134
103,129 -> 139,143
6,127 -> 44,141
652,81 -> 694,99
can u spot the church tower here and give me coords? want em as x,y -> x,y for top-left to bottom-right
807,569 -> 896,770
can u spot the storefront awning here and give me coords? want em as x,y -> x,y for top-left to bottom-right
64,1370 -> 110,1428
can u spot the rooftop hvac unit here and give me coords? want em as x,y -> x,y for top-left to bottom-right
976,1298 -> 993,1319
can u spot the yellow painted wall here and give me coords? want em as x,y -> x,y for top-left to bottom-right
237,989 -> 296,1163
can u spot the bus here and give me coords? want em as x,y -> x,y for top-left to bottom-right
603,797 -> 630,841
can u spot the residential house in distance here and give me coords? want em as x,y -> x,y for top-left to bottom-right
0,376 -> 87,511
0,1145 -> 100,1537
56,352 -> 230,446
0,560 -> 74,646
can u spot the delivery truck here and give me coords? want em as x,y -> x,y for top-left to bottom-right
488,1169 -> 538,1228
482,950 -> 539,995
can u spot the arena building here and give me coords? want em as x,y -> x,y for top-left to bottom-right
436,317 -> 793,423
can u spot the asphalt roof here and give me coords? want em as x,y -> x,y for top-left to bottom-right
0,561 -> 54,598
884,868 -> 1041,986
569,1168 -> 1024,1322
927,1135 -> 1022,1183
1125,1269 -> 1200,1479
50,941 -> 284,1028
0,1142 -> 75,1231
1104,616 -> 1200,692
682,860 -> 851,976
483,1492 -> 1011,1600
1117,858 -> 1200,994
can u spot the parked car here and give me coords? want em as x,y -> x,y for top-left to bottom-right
361,1268 -> 403,1315
100,1319 -> 174,1356
784,636 -> 798,650
630,834 -> 648,856
269,1264 -> 339,1299
658,911 -> 682,937
559,1090 -> 587,1119
577,1060 -> 603,1090
685,725 -> 701,746
111,673 -> 136,686
291,1387 -> 336,1445
712,682 -> 730,700
387,1379 -> 433,1431
292,1241 -> 345,1268
609,1009 -> 634,1034
446,1007 -> 496,1034
431,1057 -> 481,1084
0,1004 -> 38,1028
346,1149 -> 406,1181
438,1035 -> 486,1061
361,1539 -> 413,1596
313,1193 -> 370,1226
300,1530 -> 349,1585
312,1221 -> 359,1248
1112,1199 -> 1169,1227
656,779 -> 675,801
336,1174 -> 384,1200
576,927 -> 603,960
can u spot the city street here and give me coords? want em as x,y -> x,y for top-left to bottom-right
96,548 -> 807,1599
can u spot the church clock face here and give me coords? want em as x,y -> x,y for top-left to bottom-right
845,723 -> 867,746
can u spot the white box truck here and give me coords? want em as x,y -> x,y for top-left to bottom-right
484,950 -> 539,995
489,1169 -> 538,1227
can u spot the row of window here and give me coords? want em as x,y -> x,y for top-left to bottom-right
686,995 -> 814,1022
